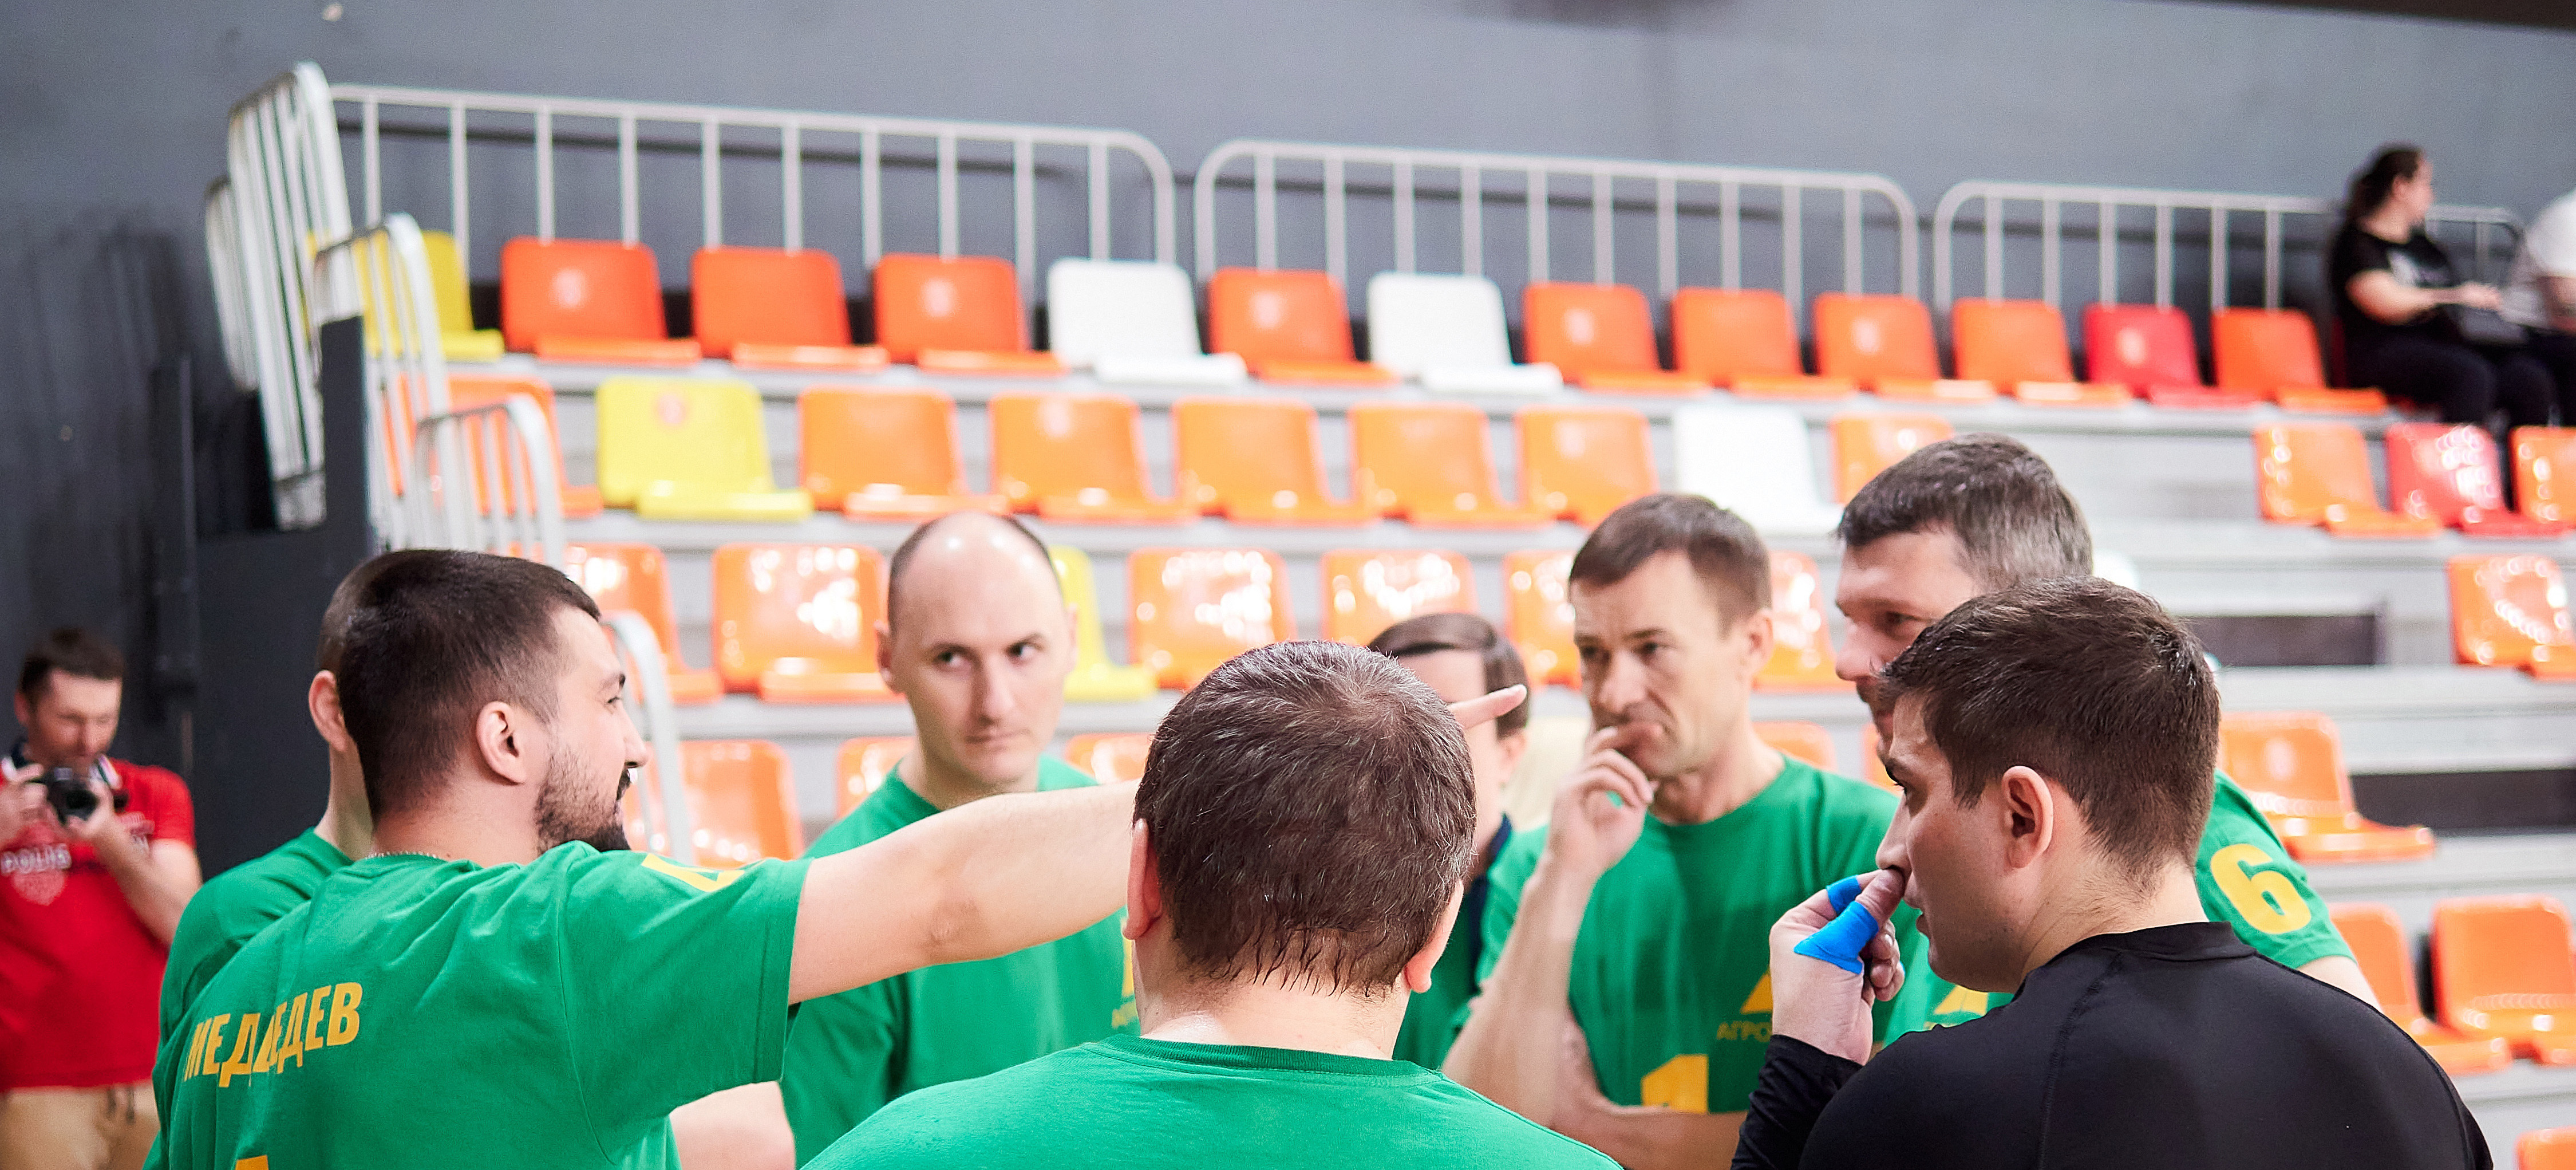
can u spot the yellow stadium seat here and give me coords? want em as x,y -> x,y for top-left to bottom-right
594,377 -> 813,521
1049,547 -> 1158,703
419,229 -> 504,361
835,737 -> 913,816
1063,732 -> 1153,783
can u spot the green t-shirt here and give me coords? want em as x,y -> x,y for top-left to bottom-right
151,845 -> 805,1170
1392,819 -> 1512,1071
779,757 -> 1133,1161
158,829 -> 351,1041
1885,771 -> 2354,1028
811,1034 -> 1619,1169
1477,758 -> 1928,1116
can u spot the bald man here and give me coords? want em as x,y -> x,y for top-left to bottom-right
773,512 -> 1135,1161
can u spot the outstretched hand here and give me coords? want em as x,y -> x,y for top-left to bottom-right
1447,685 -> 1528,732
1767,869 -> 1907,1063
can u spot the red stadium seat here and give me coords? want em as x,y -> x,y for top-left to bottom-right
835,737 -> 912,816
2214,309 -> 2386,414
1758,552 -> 1847,691
2447,555 -> 2576,680
1206,268 -> 1393,387
2327,903 -> 2511,1076
799,386 -> 1008,519
2514,427 -> 2576,527
499,238 -> 701,364
1830,413 -> 1953,503
1128,548 -> 1296,689
1812,294 -> 1993,403
2217,712 -> 2435,863
1503,550 -> 1578,689
1951,298 -> 2129,407
988,392 -> 1194,523
562,542 -> 723,706
1754,722 -> 1836,771
1519,405 -> 1657,527
1172,397 -> 1373,524
2252,423 -> 2439,538
2432,896 -> 2576,1064
1522,282 -> 1708,394
2384,423 -> 2565,538
710,543 -> 898,703
1063,733 -> 1154,783
692,246 -> 886,371
1670,288 -> 1854,399
872,253 -> 1064,375
1321,549 -> 1476,645
1349,401 -> 1552,527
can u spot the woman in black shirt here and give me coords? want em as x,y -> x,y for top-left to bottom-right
2329,145 -> 2556,447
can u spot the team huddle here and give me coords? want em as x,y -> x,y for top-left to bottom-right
144,435 -> 2490,1169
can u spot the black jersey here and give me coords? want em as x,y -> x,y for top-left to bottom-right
1733,922 -> 2490,1170
2330,222 -> 2462,361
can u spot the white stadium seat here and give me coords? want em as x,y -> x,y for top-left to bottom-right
1046,258 -> 1246,387
1671,404 -> 1842,537
1364,273 -> 1563,395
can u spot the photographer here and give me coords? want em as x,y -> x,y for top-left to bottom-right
1,628 -> 199,1170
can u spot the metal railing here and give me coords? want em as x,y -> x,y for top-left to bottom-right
605,612 -> 694,866
331,81 -> 1179,302
203,180 -> 262,393
1931,179 -> 2524,314
405,400 -> 567,568
226,63 -> 351,527
1193,139 -> 1919,318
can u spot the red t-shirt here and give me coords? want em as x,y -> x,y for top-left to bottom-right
0,759 -> 193,1089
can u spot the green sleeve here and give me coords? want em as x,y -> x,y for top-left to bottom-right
779,980 -> 902,1163
2195,774 -> 2350,970
551,850 -> 810,1156
1471,828 -> 1545,993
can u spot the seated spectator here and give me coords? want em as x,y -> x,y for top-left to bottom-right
2,628 -> 199,1170
808,641 -> 1603,1170
2500,185 -> 2576,415
2332,145 -> 2556,464
775,513 -> 1134,1161
1731,579 -> 2489,1170
1368,613 -> 1530,1070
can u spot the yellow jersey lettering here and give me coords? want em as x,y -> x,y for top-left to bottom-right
327,982 -> 363,1045
303,986 -> 331,1050
640,853 -> 743,893
1712,1021 -> 1774,1042
276,993 -> 307,1067
2210,843 -> 2312,935
1641,1053 -> 1710,1114
181,1018 -> 212,1082
218,1012 -> 263,1086
198,1016 -> 232,1078
250,1002 -> 286,1073
236,1159 -> 270,1170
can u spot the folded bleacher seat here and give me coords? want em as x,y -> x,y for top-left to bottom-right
710,543 -> 898,703
2218,712 -> 2436,862
1521,282 -> 1709,394
1349,401 -> 1553,527
1757,552 -> 1848,691
500,238 -> 702,365
2328,904 -> 2511,1076
1502,550 -> 1577,688
2448,554 -> 2576,680
873,253 -> 1065,376
1830,413 -> 1954,502
1670,405 -> 1842,535
2253,423 -> 2437,538
799,386 -> 1008,519
2215,308 -> 2387,414
693,246 -> 887,372
1048,547 -> 1159,703
1320,549 -> 1476,645
1812,293 -> 1993,403
2433,896 -> 2576,1064
2083,304 -> 2251,409
1206,268 -> 1394,387
1952,298 -> 2131,407
2385,423 -> 2565,538
987,392 -> 1194,523
1365,273 -> 1563,395
1518,405 -> 1657,527
1670,288 -> 1854,400
1047,259 -> 1246,387
835,737 -> 912,815
1127,548 -> 1296,688
561,542 -> 722,704
1172,397 -> 1374,525
594,377 -> 813,521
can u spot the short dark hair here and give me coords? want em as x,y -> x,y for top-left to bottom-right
1877,577 -> 2216,883
334,550 -> 602,818
1135,640 -> 1474,995
317,556 -> 401,673
17,628 -> 124,703
883,510 -> 1060,631
1367,612 -> 1530,738
1568,494 -> 1769,625
1836,434 -> 2092,591
2346,144 -> 2425,226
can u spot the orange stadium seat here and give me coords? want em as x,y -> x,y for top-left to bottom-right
1205,268 -> 1394,387
2214,308 -> 2387,414
799,386 -> 1008,519
2525,1128 -> 2576,1170
988,392 -> 1194,523
2217,712 -> 2435,863
1670,287 -> 1854,399
1519,405 -> 1657,527
2385,423 -> 2565,538
692,246 -> 886,372
1522,282 -> 1708,394
562,542 -> 722,706
1172,397 -> 1373,524
2252,423 -> 2439,538
1349,401 -> 1552,527
1321,549 -> 1476,645
2432,896 -> 2576,1063
1128,548 -> 1295,689
674,740 -> 802,867
445,375 -> 603,517
1754,722 -> 1836,771
710,543 -> 898,703
872,253 -> 1064,376
2082,304 -> 2247,409
1812,293 -> 1994,403
593,377 -> 813,521
1857,723 -> 1895,791
1952,298 -> 2129,407
498,237 -> 701,364
1503,550 -> 1578,688
2329,903 -> 2512,1076
2515,427 -> 2576,527
1063,733 -> 1154,783
1830,413 -> 1954,502
2447,555 -> 2576,680
1759,551 -> 1847,691
835,736 -> 913,816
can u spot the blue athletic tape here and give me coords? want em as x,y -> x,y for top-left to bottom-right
1794,877 -> 1880,975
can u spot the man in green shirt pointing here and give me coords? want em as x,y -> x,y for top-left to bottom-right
1830,434 -> 2371,1027
775,512 -> 1135,1161
814,640 -> 1610,1170
151,549 -> 1143,1170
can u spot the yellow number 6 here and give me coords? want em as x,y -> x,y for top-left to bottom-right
2211,844 -> 2310,935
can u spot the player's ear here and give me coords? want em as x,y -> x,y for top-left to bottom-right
1402,883 -> 1465,995
1739,608 -> 1777,677
1997,765 -> 2056,869
1122,821 -> 1161,943
474,701 -> 536,786
308,671 -> 353,755
873,621 -> 896,691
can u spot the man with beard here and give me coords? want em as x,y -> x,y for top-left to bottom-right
148,550 -> 1141,1170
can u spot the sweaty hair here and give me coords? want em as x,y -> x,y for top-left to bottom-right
1877,577 -> 2216,883
17,628 -> 124,702
334,550 -> 602,818
1135,640 -> 1475,995
1366,612 -> 1530,738
1568,494 -> 1770,626
1836,434 -> 2092,591
2345,145 -> 2425,226
883,510 -> 1061,632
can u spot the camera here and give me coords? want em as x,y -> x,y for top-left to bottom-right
35,767 -> 125,823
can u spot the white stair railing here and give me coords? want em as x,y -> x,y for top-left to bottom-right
225,63 -> 350,528
203,179 -> 262,393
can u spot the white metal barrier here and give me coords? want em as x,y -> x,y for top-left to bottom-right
605,612 -> 695,866
225,63 -> 352,527
331,80 -> 1179,303
1193,139 -> 1919,318
203,180 -> 262,393
1930,179 -> 2523,314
